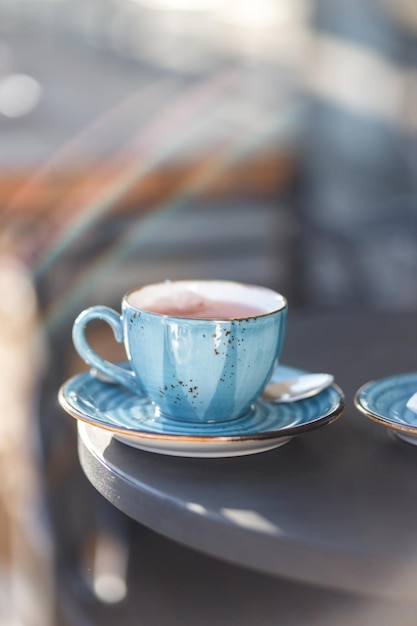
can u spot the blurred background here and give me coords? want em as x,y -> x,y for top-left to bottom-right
0,0 -> 416,624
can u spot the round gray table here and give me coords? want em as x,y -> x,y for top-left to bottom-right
78,311 -> 417,601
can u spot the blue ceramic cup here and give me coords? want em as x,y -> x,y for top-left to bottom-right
72,280 -> 287,424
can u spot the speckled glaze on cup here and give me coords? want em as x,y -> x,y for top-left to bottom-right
72,280 -> 287,424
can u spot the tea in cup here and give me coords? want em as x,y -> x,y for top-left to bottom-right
72,280 -> 287,423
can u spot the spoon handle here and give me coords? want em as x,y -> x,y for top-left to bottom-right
262,373 -> 334,403
406,392 -> 417,414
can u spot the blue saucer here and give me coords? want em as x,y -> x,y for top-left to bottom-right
59,364 -> 345,457
355,372 -> 417,445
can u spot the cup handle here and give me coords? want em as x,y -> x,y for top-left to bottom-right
72,305 -> 141,394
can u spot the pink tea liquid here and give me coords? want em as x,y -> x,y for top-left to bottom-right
144,293 -> 265,319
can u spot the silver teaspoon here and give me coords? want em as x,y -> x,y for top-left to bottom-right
261,373 -> 334,403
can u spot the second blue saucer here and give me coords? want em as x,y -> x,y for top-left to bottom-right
355,372 -> 417,445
